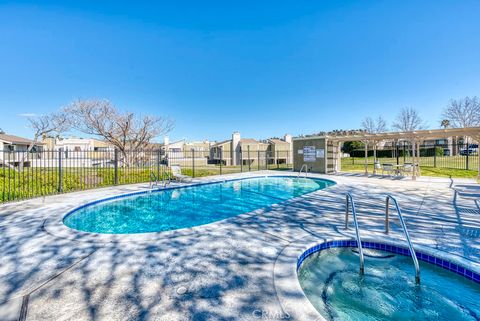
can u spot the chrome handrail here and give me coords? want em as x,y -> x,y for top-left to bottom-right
345,193 -> 365,275
385,195 -> 420,284
149,172 -> 159,189
297,164 -> 308,178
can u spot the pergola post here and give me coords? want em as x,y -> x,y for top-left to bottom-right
474,136 -> 480,182
412,139 -> 417,181
364,140 -> 368,176
373,142 -> 377,175
478,149 -> 480,182
416,141 -> 421,177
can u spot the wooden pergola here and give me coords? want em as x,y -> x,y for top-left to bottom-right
323,127 -> 480,180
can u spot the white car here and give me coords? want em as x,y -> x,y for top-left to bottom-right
460,144 -> 478,156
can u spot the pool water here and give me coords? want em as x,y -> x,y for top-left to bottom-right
64,176 -> 333,234
298,248 -> 480,321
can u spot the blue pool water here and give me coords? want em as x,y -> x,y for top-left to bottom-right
64,176 -> 334,234
298,247 -> 480,321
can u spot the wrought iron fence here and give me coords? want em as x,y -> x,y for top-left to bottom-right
0,148 -> 292,203
345,142 -> 479,171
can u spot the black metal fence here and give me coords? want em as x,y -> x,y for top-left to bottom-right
0,148 -> 292,203
345,142 -> 479,171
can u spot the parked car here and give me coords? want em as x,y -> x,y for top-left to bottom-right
460,144 -> 478,156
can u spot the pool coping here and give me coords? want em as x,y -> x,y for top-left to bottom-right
43,173 -> 337,243
273,235 -> 480,321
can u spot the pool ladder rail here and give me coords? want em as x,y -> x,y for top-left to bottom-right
385,195 -> 421,284
149,170 -> 171,189
149,172 -> 159,189
344,193 -> 421,284
345,193 -> 365,275
297,164 -> 308,178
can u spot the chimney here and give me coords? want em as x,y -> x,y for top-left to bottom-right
232,131 -> 241,165
284,134 -> 293,164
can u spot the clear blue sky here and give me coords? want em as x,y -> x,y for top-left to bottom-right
1,1 -> 479,142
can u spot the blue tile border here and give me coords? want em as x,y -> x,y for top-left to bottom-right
297,240 -> 480,284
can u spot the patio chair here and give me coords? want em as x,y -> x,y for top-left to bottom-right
170,165 -> 192,182
382,164 -> 395,176
374,161 -> 382,173
401,163 -> 414,176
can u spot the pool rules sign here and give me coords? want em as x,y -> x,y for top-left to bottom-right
303,146 -> 316,162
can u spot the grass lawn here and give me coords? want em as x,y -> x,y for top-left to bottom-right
181,163 -> 292,177
341,162 -> 479,179
345,155 -> 479,170
1,163 -> 294,202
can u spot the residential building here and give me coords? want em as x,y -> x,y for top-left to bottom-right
0,133 -> 44,167
43,137 -> 113,152
267,134 -> 293,164
210,132 -> 293,167
159,136 -> 211,166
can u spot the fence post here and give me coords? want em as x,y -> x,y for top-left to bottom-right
257,150 -> 260,171
220,150 -> 223,175
240,147 -> 243,172
434,142 -> 437,167
58,148 -> 63,193
191,148 -> 195,178
265,151 -> 268,170
277,151 -> 279,169
396,143 -> 399,165
248,146 -> 251,171
466,142 -> 469,170
156,149 -> 161,179
114,149 -> 118,185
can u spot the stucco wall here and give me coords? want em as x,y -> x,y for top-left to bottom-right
292,138 -> 326,173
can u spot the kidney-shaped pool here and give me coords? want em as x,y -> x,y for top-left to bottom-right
63,176 -> 334,234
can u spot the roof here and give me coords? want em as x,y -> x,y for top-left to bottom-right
156,139 -> 185,147
240,138 -> 265,144
0,133 -> 44,145
268,138 -> 289,144
212,139 -> 231,147
293,127 -> 480,142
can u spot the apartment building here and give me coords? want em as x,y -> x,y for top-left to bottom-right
0,133 -> 44,167
210,132 -> 292,166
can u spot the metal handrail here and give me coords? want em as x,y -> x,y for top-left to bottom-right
297,164 -> 308,178
385,195 -> 420,284
345,193 -> 365,275
149,172 -> 159,189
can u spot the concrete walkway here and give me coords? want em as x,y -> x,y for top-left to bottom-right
0,172 -> 479,321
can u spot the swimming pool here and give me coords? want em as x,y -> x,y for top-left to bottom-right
63,176 -> 334,234
298,243 -> 480,321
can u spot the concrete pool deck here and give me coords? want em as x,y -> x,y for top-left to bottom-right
0,171 -> 479,320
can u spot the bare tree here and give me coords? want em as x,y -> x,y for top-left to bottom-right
443,96 -> 480,128
0,128 -> 5,134
26,113 -> 69,152
361,116 -> 387,134
392,107 -> 425,132
64,99 -> 174,164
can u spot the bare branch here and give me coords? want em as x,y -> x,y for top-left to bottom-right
392,107 -> 425,132
63,99 -> 174,164
443,96 -> 480,128
26,112 -> 69,151
361,116 -> 387,134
